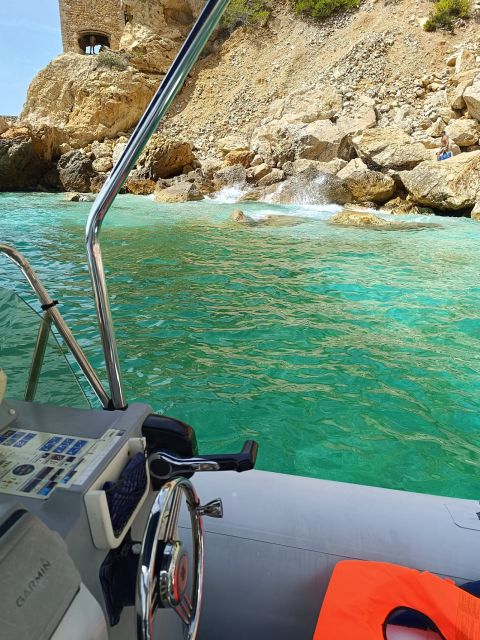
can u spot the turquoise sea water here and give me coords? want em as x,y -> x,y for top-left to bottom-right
1,191 -> 480,498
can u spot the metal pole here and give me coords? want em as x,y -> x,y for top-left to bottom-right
25,312 -> 52,402
0,244 -> 110,409
85,0 -> 231,410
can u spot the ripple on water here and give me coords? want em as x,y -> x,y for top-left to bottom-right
1,193 -> 480,498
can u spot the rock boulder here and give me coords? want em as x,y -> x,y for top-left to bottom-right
0,117 -> 8,136
224,149 -> 254,167
401,151 -> 480,210
337,159 -> 396,204
445,119 -> 480,147
281,86 -> 343,123
0,130 -> 48,191
269,172 -> 351,206
125,178 -> 156,195
136,135 -> 195,180
250,120 -> 296,166
464,83 -> 480,122
283,158 -> 347,177
154,181 -> 204,203
217,135 -> 250,156
213,164 -> 246,190
471,201 -> 480,221
448,70 -> 478,111
295,121 -> 346,162
57,150 -> 96,192
353,127 -> 433,171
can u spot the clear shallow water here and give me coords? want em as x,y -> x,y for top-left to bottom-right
1,192 -> 480,498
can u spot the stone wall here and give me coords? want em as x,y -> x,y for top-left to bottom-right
58,0 -> 125,53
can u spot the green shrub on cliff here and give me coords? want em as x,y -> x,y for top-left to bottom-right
424,0 -> 470,31
293,0 -> 360,19
221,0 -> 271,31
95,50 -> 129,71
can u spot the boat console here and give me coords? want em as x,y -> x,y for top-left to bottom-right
0,374 -> 257,640
0,385 -> 150,639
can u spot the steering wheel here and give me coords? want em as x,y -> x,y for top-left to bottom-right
136,477 -> 204,640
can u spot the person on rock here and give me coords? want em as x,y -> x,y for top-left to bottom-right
437,131 -> 453,161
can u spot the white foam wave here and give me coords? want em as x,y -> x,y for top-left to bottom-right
206,184 -> 246,203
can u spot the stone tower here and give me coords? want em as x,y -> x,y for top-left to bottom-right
58,0 -> 125,54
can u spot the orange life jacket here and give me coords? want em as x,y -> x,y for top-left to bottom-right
313,560 -> 480,640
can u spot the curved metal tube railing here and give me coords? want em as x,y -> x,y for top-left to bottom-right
85,0 -> 231,410
0,244 -> 110,408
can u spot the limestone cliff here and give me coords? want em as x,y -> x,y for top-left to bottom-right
4,0 -> 480,216
120,0 -> 203,73
21,53 -> 157,149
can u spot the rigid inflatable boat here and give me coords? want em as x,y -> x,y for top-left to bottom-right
1,2 -> 479,639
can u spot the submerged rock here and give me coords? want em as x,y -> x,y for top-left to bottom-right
260,215 -> 305,227
230,210 -> 255,224
330,210 -> 387,227
65,191 -> 95,202
229,210 -> 305,227
330,210 -> 441,231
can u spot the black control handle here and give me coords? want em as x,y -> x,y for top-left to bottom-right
148,440 -> 259,481
205,440 -> 258,473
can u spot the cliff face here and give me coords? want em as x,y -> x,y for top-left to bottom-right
20,0 -> 205,148
21,0 -> 479,155
21,53 -> 157,149
4,0 -> 480,214
120,0 -> 203,72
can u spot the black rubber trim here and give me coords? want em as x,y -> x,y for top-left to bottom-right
41,300 -> 59,311
0,508 -> 27,539
383,607 -> 446,640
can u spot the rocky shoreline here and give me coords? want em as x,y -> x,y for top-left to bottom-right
2,1 -> 480,219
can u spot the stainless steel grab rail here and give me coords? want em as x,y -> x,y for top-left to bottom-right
85,0 -> 231,410
0,243 -> 110,408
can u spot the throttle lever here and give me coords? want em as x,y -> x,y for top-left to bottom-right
205,440 -> 258,472
148,440 -> 258,481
